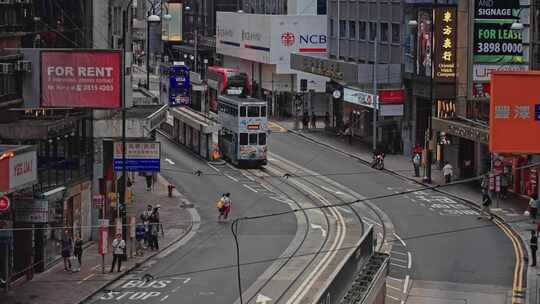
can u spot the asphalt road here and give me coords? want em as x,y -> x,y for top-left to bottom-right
86,135 -> 297,304
269,132 -> 514,287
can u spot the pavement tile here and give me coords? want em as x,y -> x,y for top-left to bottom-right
3,173 -> 193,304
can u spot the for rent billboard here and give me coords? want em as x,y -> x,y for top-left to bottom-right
490,72 -> 540,153
41,50 -> 121,108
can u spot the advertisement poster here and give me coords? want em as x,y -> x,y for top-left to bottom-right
473,22 -> 523,63
113,142 -> 161,172
489,72 -> 540,153
41,51 -> 121,108
417,10 -> 433,77
433,7 -> 457,81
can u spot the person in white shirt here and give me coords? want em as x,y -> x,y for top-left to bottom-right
110,233 -> 126,273
442,161 -> 453,184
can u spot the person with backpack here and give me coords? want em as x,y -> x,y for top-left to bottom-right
477,192 -> 493,220
73,234 -> 83,272
217,194 -> 226,222
412,153 -> 421,177
222,193 -> 232,221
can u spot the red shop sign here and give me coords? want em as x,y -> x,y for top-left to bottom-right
0,196 -> 10,212
378,89 -> 405,104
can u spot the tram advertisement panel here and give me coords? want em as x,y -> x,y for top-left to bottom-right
239,146 -> 267,160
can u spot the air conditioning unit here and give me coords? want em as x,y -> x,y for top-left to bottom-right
15,60 -> 31,72
0,0 -> 14,5
0,63 -> 14,74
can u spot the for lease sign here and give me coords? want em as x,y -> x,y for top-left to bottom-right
41,50 -> 121,108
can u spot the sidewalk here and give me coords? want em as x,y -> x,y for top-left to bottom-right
3,174 -> 194,304
271,119 -> 538,304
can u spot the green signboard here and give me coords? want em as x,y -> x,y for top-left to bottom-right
473,21 -> 523,63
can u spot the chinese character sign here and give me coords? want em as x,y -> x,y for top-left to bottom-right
490,72 -> 540,153
434,7 -> 457,81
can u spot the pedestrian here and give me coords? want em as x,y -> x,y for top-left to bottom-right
145,174 -> 152,191
73,234 -> 83,272
530,230 -> 538,267
61,230 -> 73,271
135,223 -> 146,256
141,205 -> 153,246
412,153 -> 421,177
302,111 -> 309,129
529,194 -> 539,220
217,194 -> 225,222
110,233 -> 126,272
481,174 -> 489,193
152,205 -> 162,235
310,112 -> 317,129
500,173 -> 509,200
442,161 -> 453,184
324,112 -> 330,129
477,192 -> 493,220
222,193 -> 232,221
149,223 -> 159,251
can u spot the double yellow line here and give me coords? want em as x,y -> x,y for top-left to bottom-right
494,219 -> 525,303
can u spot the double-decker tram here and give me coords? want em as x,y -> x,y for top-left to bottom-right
159,62 -> 190,107
207,66 -> 251,112
217,95 -> 268,168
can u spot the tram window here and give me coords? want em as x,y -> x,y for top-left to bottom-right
258,133 -> 266,145
248,106 -> 260,117
240,133 -> 248,145
240,106 -> 247,117
261,106 -> 267,117
249,133 -> 258,145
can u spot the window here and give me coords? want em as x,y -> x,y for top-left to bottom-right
339,20 -> 346,38
392,23 -> 400,43
359,21 -> 366,40
349,21 -> 356,39
249,133 -> 258,145
240,106 -> 247,117
261,106 -> 267,117
369,22 -> 377,41
240,133 -> 248,145
248,106 -> 260,117
380,23 -> 388,42
259,133 -> 267,145
330,19 -> 334,37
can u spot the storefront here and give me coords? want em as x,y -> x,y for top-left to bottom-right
0,145 -> 38,287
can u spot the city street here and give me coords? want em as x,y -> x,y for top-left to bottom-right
84,130 -> 516,304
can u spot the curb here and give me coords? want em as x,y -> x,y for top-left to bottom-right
284,127 -> 530,296
77,179 -> 196,304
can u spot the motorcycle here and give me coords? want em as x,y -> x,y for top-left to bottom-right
371,153 -> 385,170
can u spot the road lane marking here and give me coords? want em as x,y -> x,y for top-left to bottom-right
407,252 -> 412,269
244,174 -> 256,182
386,284 -> 401,291
243,184 -> 259,193
311,223 -> 327,238
387,295 -> 400,301
207,163 -> 220,172
393,233 -> 406,246
161,295 -> 169,301
390,257 -> 408,264
403,275 -> 410,293
261,184 -> 274,192
224,174 -> 239,182
337,206 -> 353,214
165,158 -> 175,165
363,217 -> 383,227
78,273 -> 95,284
494,220 -> 524,300
387,277 -> 403,282
390,251 -> 408,256
390,263 -> 408,269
